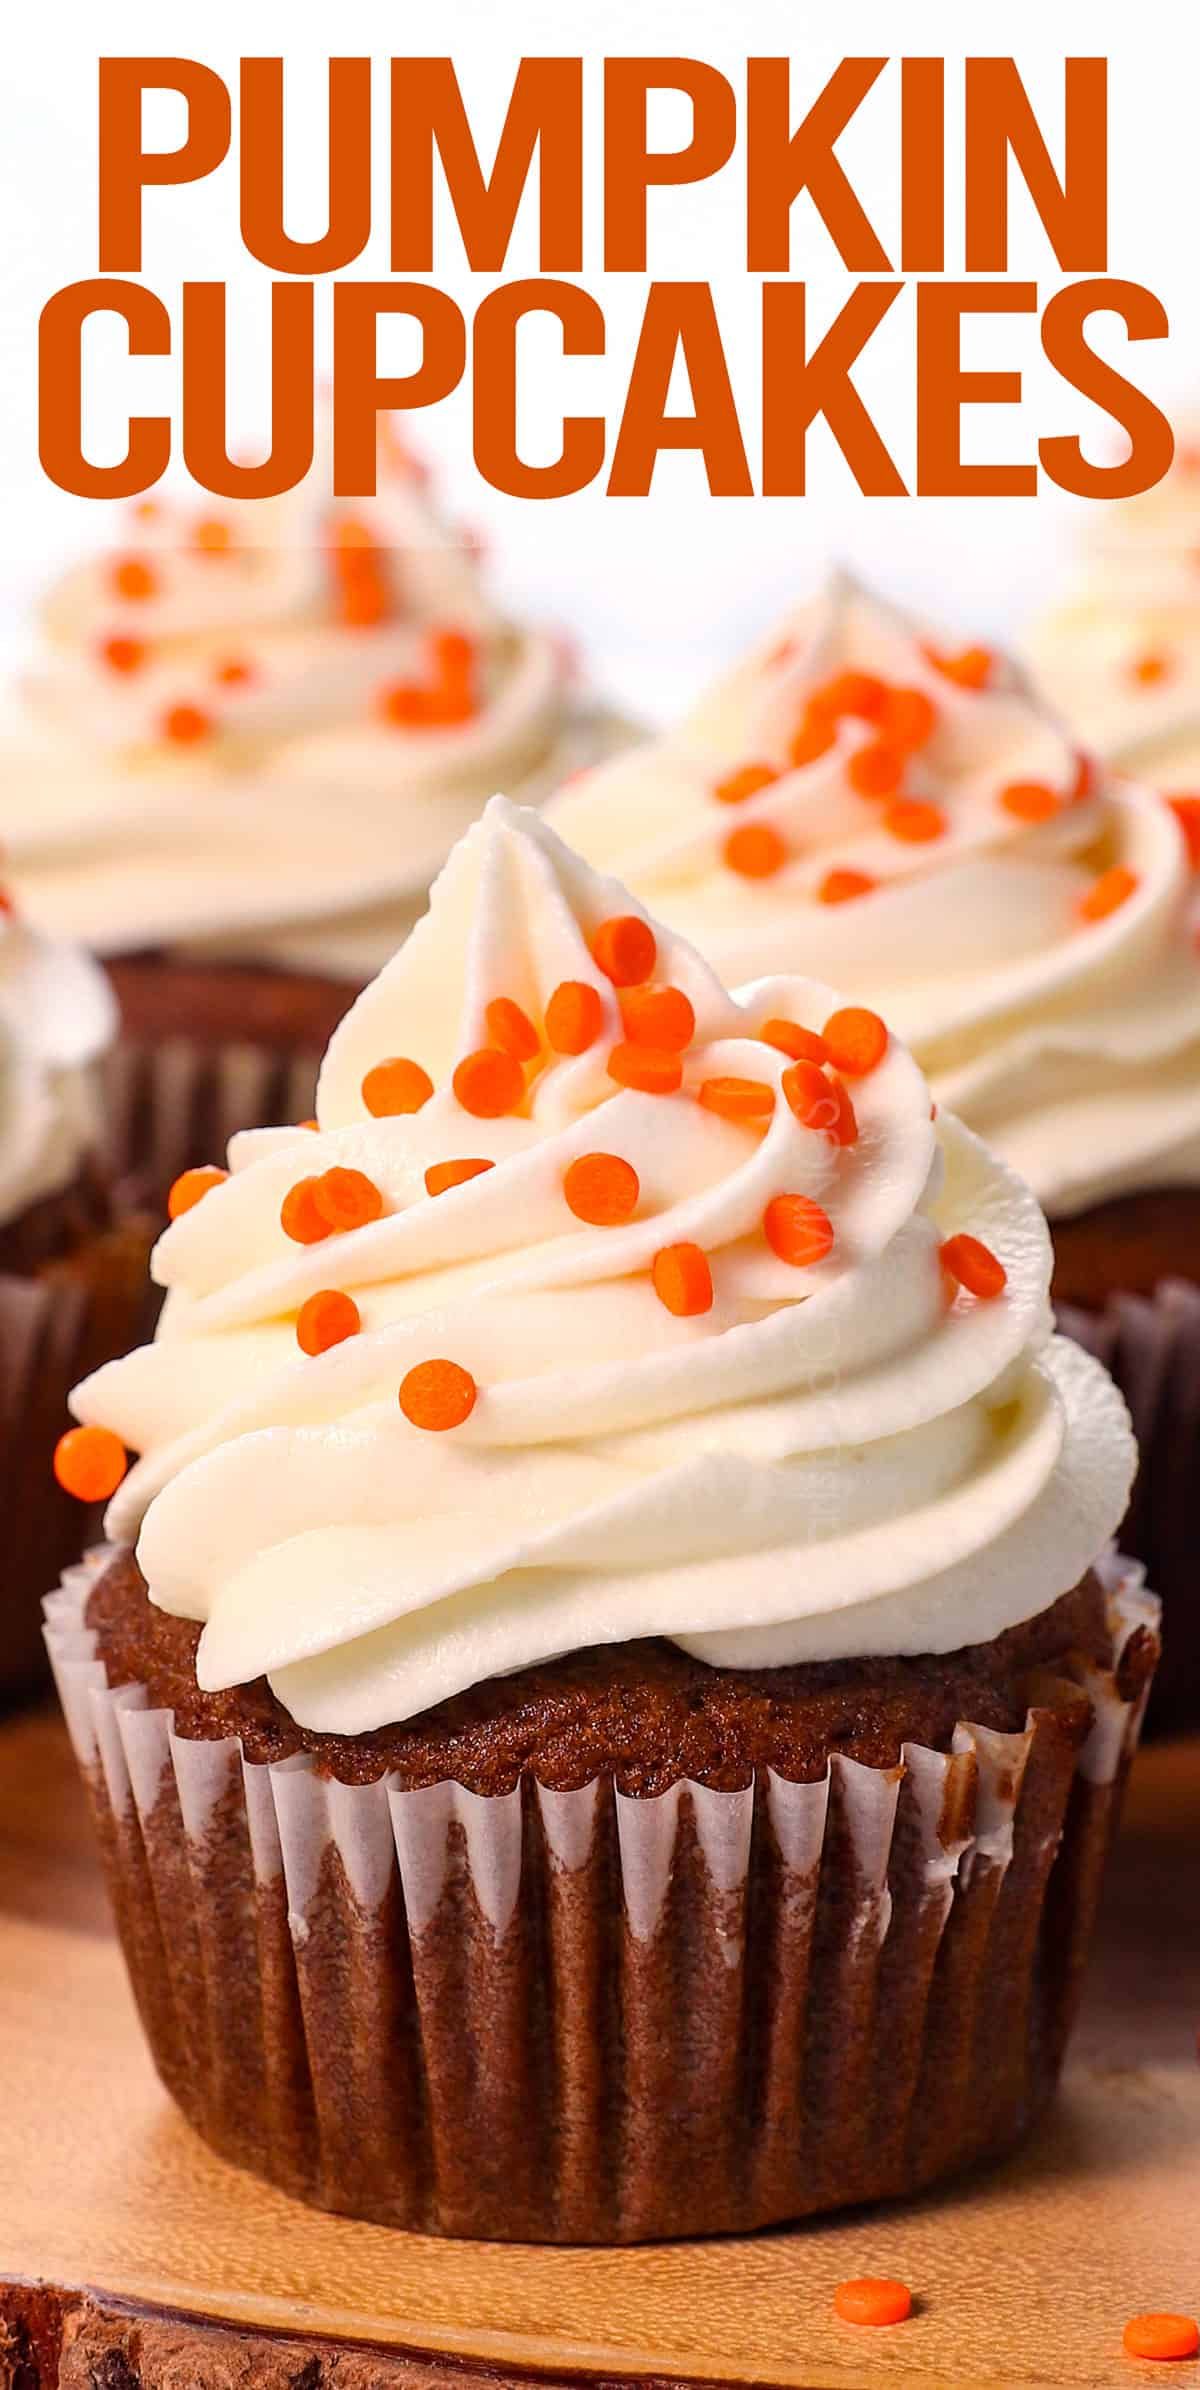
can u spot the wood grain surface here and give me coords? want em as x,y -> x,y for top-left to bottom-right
0,1706 -> 1196,2390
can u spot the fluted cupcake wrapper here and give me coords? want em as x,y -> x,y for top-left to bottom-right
1059,1282 -> 1200,1736
46,1550 -> 1157,2245
0,1223 -> 154,1702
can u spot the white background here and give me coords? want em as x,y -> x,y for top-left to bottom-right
3,0 -> 1197,723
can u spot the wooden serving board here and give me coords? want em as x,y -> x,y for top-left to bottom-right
0,1708 -> 1196,2390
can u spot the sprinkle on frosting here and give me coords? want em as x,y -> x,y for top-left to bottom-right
822,1007 -> 888,1076
110,557 -> 157,601
724,822 -> 787,878
817,867 -> 876,904
313,1167 -> 383,1234
99,635 -> 145,675
885,796 -> 947,843
698,1076 -> 775,1121
54,1425 -> 127,1503
167,1166 -> 228,1220
848,740 -> 907,798
297,1289 -> 362,1356
453,1047 -> 526,1117
715,762 -> 780,806
425,1157 -> 495,1196
546,981 -> 605,1054
764,1194 -> 835,1267
362,1057 -> 435,1116
1078,865 -> 1139,923
280,1177 -> 334,1245
607,1041 -> 683,1094
399,1358 -> 477,1431
592,914 -> 657,987
940,1233 -> 1007,1299
999,780 -> 1061,823
485,996 -> 540,1060
621,984 -> 696,1050
161,702 -> 211,746
563,1152 -> 640,1225
761,1018 -> 829,1065
652,1242 -> 714,1316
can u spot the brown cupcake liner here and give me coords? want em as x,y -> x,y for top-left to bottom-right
45,1550 -> 1156,2244
1058,1282 -> 1200,1737
0,1221 -> 154,1703
100,1036 -> 323,1220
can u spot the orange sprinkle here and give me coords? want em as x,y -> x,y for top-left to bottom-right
281,1178 -> 333,1245
486,997 -> 540,1062
698,1076 -> 775,1122
193,515 -> 234,555
167,1166 -> 228,1220
362,1057 -> 434,1116
809,670 -> 888,723
833,2279 -> 913,2329
1122,2314 -> 1199,2363
110,556 -> 157,601
999,779 -> 1061,824
130,498 -> 161,521
431,626 -> 475,684
878,686 -> 937,749
847,739 -> 907,799
781,1060 -> 841,1135
621,984 -> 696,1052
941,1232 -> 1007,1299
422,682 -> 477,727
161,702 -> 211,746
425,1157 -> 494,1196
98,633 -> 145,675
296,1289 -> 361,1358
817,867 -> 876,905
927,642 -> 993,690
714,761 -> 780,806
379,680 -> 430,728
400,1359 -> 477,1432
764,1194 -> 835,1267
545,980 -> 605,1054
53,1425 -> 128,1505
563,1152 -> 640,1225
616,984 -> 693,1051
453,1047 -> 525,1118
788,714 -> 837,769
314,1167 -> 384,1235
298,1118 -> 320,1132
1167,794 -> 1200,869
328,514 -> 376,557
1079,865 -> 1139,923
214,656 -> 255,687
822,1006 -> 888,1076
607,1042 -> 683,1095
338,572 -> 388,628
1071,751 -> 1098,803
653,1243 -> 714,1317
1130,649 -> 1172,686
592,915 -> 657,988
885,796 -> 947,843
724,822 -> 787,879
826,1077 -> 859,1146
761,1018 -> 829,1066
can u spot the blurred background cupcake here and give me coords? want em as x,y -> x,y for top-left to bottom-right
1028,434 -> 1200,785
48,799 -> 1155,2240
0,408 -> 633,1205
550,577 -> 1200,1730
0,888 -> 151,1697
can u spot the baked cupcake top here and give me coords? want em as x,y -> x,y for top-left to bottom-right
2,414 -> 577,971
1030,434 -> 1200,765
0,892 -> 115,1230
69,800 -> 1132,1732
548,576 -> 1200,1220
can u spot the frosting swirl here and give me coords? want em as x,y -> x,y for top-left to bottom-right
0,899 -> 116,1230
548,576 -> 1200,1219
2,416 -> 581,972
72,799 -> 1133,1732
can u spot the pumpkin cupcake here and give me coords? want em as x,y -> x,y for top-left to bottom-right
550,577 -> 1200,1729
47,800 -> 1154,2239
2,412 -> 629,1206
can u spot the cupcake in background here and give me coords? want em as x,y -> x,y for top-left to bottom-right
549,575 -> 1200,1728
1028,433 -> 1200,772
0,889 -> 151,1697
48,798 -> 1154,2240
2,409 -> 630,1201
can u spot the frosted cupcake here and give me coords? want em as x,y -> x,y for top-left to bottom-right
3,413 -> 626,1199
47,800 -> 1154,2240
1029,435 -> 1200,772
0,892 -> 150,1693
549,578 -> 1200,1725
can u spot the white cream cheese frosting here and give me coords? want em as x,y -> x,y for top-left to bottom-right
0,896 -> 116,1230
548,576 -> 1200,1220
1029,438 -> 1200,765
71,798 -> 1133,1731
1,416 -> 588,975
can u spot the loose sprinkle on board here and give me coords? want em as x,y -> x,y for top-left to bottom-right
1122,2315 -> 1200,2362
833,2279 -> 913,2328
